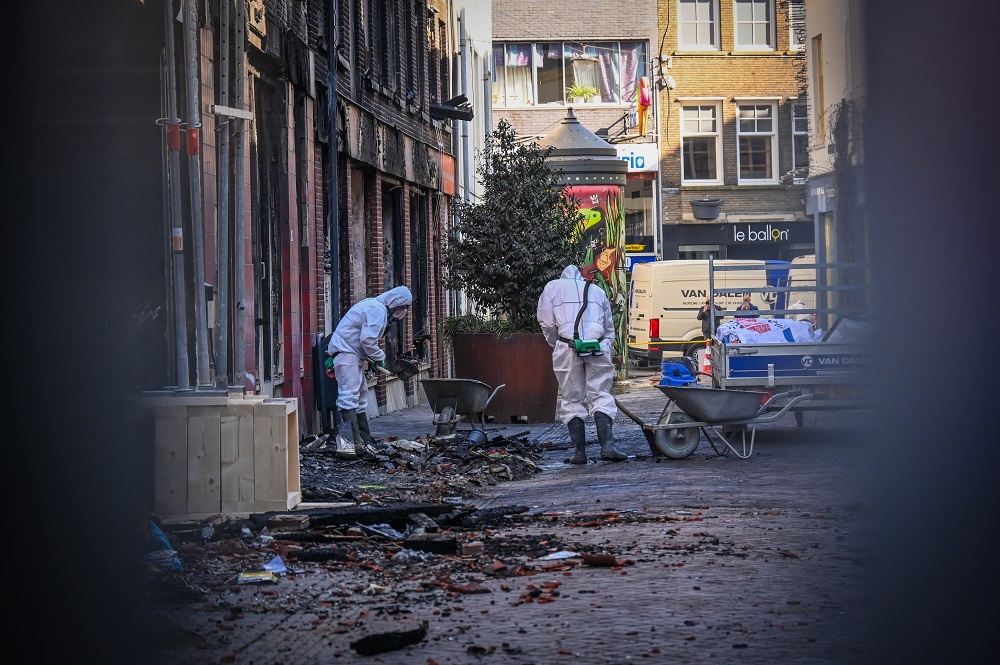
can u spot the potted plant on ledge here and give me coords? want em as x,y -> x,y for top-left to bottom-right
566,81 -> 600,105
445,119 -> 588,423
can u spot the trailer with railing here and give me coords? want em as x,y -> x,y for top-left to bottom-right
705,256 -> 873,425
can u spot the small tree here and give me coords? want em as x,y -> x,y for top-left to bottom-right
446,119 -> 588,333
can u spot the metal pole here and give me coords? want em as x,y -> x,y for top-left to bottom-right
164,0 -> 190,389
327,0 -> 341,325
158,51 -> 175,387
459,9 -> 472,204
652,58 -> 663,260
183,0 -> 211,385
215,0 -> 231,389
233,0 -> 247,386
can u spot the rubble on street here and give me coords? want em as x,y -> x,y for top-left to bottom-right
141,380 -> 882,665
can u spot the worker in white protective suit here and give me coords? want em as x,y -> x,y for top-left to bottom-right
327,285 -> 412,459
537,265 -> 626,463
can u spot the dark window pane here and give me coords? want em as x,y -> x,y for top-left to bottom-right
684,137 -> 717,180
793,134 -> 809,169
740,136 -> 771,178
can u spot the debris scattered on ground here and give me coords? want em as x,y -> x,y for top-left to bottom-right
298,430 -> 544,504
350,620 -> 429,655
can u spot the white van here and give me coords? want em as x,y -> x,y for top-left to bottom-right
627,259 -> 788,364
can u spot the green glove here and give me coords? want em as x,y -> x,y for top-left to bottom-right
376,360 -> 386,369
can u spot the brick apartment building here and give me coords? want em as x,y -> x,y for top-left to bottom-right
656,0 -> 812,261
490,0 -> 809,270
490,0 -> 662,273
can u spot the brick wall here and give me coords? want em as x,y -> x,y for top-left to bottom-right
493,0 -> 658,40
654,0 -> 808,226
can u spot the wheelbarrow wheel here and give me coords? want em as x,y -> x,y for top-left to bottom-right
434,405 -> 458,436
652,413 -> 700,459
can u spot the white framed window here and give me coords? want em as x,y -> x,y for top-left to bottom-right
681,103 -> 723,185
491,41 -> 648,107
789,0 -> 805,50
733,0 -> 774,51
792,102 -> 808,177
737,101 -> 778,183
678,0 -> 719,50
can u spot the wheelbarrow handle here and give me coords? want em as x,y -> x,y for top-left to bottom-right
484,383 -> 507,410
758,389 -> 802,411
372,364 -> 394,376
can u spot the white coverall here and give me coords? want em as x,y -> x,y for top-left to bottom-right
537,265 -> 617,424
327,286 -> 412,412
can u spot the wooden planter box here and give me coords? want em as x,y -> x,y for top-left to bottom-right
452,333 -> 558,424
142,394 -> 301,517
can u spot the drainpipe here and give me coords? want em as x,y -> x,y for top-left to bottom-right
652,57 -> 663,259
483,67 -> 491,144
327,0 -> 341,325
233,0 -> 247,386
215,0 -> 231,389
459,8 -> 472,203
163,0 -> 190,389
183,0 -> 211,385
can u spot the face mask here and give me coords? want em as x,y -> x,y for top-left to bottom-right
391,307 -> 408,321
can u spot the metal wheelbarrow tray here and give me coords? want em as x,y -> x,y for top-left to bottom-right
615,385 -> 821,460
420,379 -> 506,436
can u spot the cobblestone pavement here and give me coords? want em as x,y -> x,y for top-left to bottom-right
145,370 -> 884,665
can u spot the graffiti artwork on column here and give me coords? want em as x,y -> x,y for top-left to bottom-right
565,184 -> 628,376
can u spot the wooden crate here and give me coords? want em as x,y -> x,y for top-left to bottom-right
145,394 -> 301,516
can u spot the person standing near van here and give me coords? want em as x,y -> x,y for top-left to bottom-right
697,298 -> 723,338
736,292 -> 760,317
538,264 -> 627,464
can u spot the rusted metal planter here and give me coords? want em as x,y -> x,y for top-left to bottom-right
451,333 -> 558,424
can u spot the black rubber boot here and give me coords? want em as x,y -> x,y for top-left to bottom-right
595,411 -> 626,461
567,417 -> 588,464
355,411 -> 379,459
336,409 -> 360,460
356,412 -> 377,445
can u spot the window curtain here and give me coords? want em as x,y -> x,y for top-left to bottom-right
493,43 -> 533,105
596,45 -> 619,102
619,42 -> 644,104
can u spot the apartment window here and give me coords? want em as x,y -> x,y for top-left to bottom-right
491,41 -> 648,107
789,0 -> 805,50
681,104 -> 721,184
792,103 -> 808,172
678,0 -> 719,50
737,102 -> 777,182
734,0 -> 774,51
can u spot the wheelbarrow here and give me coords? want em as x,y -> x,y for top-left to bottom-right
615,386 -> 821,460
420,379 -> 506,437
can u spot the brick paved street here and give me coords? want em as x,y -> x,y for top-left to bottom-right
144,371 -> 883,665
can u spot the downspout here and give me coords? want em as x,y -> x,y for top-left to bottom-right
215,0 -> 231,389
459,8 -> 472,203
652,57 -> 663,259
163,0 -> 190,389
327,0 -> 341,324
183,0 -> 211,385
483,66 -> 491,146
233,0 -> 247,387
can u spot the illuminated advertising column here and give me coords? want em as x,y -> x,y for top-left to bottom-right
539,110 -> 630,378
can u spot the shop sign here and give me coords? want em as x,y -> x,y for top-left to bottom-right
616,143 -> 658,172
440,154 -> 456,195
624,254 -> 658,270
729,223 -> 792,244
